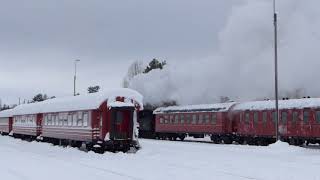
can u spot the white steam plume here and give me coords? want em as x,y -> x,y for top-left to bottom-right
129,0 -> 320,105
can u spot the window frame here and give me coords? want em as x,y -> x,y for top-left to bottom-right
204,114 -> 210,124
303,109 -> 310,124
174,114 -> 179,124
272,111 -> 277,124
180,114 -> 185,124
262,111 -> 267,125
159,116 -> 164,124
253,112 -> 259,125
83,112 -> 89,127
316,110 -> 320,124
192,114 -> 197,124
245,112 -> 250,124
292,111 -> 299,124
185,114 -> 191,124
281,111 -> 287,124
211,113 -> 217,125
198,114 -> 204,124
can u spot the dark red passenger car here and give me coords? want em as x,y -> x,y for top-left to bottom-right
153,103 -> 237,143
233,98 -> 320,145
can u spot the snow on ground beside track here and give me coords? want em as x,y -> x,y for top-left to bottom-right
1,136 -> 320,180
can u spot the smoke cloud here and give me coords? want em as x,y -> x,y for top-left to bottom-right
129,0 -> 320,105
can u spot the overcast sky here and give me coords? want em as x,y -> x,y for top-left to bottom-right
0,0 -> 240,105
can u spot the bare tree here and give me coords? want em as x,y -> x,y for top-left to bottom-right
122,60 -> 144,88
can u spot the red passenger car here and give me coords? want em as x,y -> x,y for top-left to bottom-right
153,103 -> 236,143
0,109 -> 13,135
2,88 -> 143,152
232,98 -> 320,145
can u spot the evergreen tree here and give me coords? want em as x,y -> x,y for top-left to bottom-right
144,58 -> 166,74
88,86 -> 100,93
32,93 -> 50,103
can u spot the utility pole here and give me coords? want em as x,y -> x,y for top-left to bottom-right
273,0 -> 280,141
74,59 -> 80,96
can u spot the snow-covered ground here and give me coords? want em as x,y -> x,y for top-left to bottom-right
1,136 -> 320,180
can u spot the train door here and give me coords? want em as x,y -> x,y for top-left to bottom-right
9,117 -> 13,133
36,114 -> 43,136
110,107 -> 134,140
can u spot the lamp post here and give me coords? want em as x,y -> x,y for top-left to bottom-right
74,59 -> 80,96
273,0 -> 280,141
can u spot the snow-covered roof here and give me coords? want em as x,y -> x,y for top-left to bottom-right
10,88 -> 143,116
108,101 -> 135,108
233,98 -> 320,111
0,109 -> 15,118
153,102 -> 236,114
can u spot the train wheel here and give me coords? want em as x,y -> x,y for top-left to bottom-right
179,135 -> 185,141
237,138 -> 244,145
289,138 -> 295,145
223,137 -> 232,144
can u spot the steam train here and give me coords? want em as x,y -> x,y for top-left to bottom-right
0,88 -> 143,153
138,97 -> 320,146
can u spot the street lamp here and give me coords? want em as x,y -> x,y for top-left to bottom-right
273,0 -> 280,141
74,59 -> 80,96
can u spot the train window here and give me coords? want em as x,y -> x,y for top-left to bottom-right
253,112 -> 259,125
78,111 -> 83,120
170,115 -> 174,124
292,111 -> 298,124
72,113 -> 77,126
316,111 -> 320,123
56,114 -> 60,126
28,116 -> 33,125
44,115 -> 47,126
49,115 -> 52,126
115,111 -> 123,125
159,117 -> 164,124
180,115 -> 185,124
58,116 -> 63,126
198,114 -> 203,124
192,114 -> 197,124
43,116 -> 46,125
272,112 -> 277,123
186,114 -> 191,124
174,115 -> 179,124
68,114 -> 72,126
164,115 -> 169,124
245,112 -> 250,124
205,114 -> 210,124
262,112 -> 267,124
281,112 -> 287,124
48,115 -> 51,126
63,117 -> 68,126
303,110 -> 309,124
211,113 -> 217,124
83,112 -> 89,127
77,119 -> 83,127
